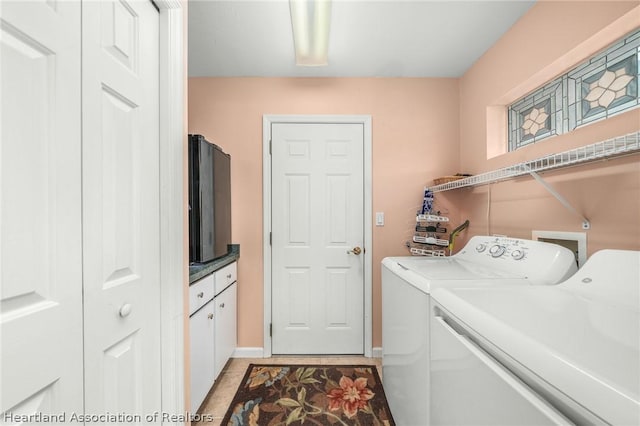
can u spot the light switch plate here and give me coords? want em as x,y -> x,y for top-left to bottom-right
376,212 -> 384,226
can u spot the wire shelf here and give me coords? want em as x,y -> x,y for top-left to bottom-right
430,131 -> 640,192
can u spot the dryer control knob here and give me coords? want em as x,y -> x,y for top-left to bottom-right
489,245 -> 506,257
475,244 -> 487,253
511,249 -> 525,260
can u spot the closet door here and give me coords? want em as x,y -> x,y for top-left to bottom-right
81,0 -> 161,419
0,0 -> 84,418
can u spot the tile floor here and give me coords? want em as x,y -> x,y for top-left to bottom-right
194,356 -> 383,426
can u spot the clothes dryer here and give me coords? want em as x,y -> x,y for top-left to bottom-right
430,249 -> 640,425
381,236 -> 578,425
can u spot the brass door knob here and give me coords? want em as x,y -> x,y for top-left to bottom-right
347,246 -> 362,255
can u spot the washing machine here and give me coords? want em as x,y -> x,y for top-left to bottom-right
381,235 -> 578,426
430,249 -> 640,425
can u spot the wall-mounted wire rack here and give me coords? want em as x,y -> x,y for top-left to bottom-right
408,188 -> 452,256
410,247 -> 446,257
416,214 -> 449,222
429,131 -> 640,193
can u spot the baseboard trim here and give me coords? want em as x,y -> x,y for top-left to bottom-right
232,347 -> 265,358
232,347 -> 382,359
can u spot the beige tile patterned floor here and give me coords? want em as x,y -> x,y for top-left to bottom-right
193,356 -> 383,426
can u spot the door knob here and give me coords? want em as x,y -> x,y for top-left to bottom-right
347,246 -> 362,255
119,303 -> 132,318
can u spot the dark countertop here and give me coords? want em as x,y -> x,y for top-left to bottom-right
188,244 -> 240,284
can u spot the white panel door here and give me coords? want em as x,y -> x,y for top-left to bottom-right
271,123 -> 364,354
0,0 -> 84,419
81,0 -> 161,419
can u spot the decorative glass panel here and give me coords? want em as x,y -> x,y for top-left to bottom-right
570,44 -> 637,128
509,78 -> 562,150
508,28 -> 639,151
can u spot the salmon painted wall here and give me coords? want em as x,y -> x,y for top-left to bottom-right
457,1 -> 640,252
188,78 -> 460,348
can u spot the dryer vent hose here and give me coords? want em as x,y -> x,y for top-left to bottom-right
448,220 -> 470,253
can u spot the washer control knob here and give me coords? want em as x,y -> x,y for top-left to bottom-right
489,245 -> 506,257
476,244 -> 487,253
511,249 -> 525,260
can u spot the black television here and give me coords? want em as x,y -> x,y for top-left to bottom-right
188,134 -> 231,263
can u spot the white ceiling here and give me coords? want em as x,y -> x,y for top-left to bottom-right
188,0 -> 536,78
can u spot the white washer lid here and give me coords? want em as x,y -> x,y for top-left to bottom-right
382,257 -> 532,296
392,257 -> 525,280
432,284 -> 640,425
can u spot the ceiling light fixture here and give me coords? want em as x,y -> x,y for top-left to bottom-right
289,0 -> 332,66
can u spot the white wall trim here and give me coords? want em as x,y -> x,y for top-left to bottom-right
262,115 -> 373,358
233,347 -> 266,358
155,0 -> 185,420
372,347 -> 383,359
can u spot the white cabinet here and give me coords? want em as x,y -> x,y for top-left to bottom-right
189,300 -> 215,414
214,281 -> 237,379
213,261 -> 237,379
214,262 -> 237,295
189,274 -> 215,315
189,260 -> 237,413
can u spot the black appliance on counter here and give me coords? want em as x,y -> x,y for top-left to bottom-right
188,134 -> 231,263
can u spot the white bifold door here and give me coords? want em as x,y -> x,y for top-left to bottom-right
271,123 -> 365,355
81,0 -> 161,418
1,0 -> 162,421
1,1 -> 84,418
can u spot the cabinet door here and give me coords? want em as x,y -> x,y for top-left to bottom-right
190,301 -> 215,413
189,274 -> 215,316
214,282 -> 237,379
214,262 -> 237,295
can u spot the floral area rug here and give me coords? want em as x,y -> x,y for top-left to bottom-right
222,364 -> 395,426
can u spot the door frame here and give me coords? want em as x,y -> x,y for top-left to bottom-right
262,115 -> 373,357
156,0 -> 186,418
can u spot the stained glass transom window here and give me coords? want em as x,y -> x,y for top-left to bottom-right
508,29 -> 639,151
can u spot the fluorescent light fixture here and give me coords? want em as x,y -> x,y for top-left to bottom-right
289,0 -> 332,66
